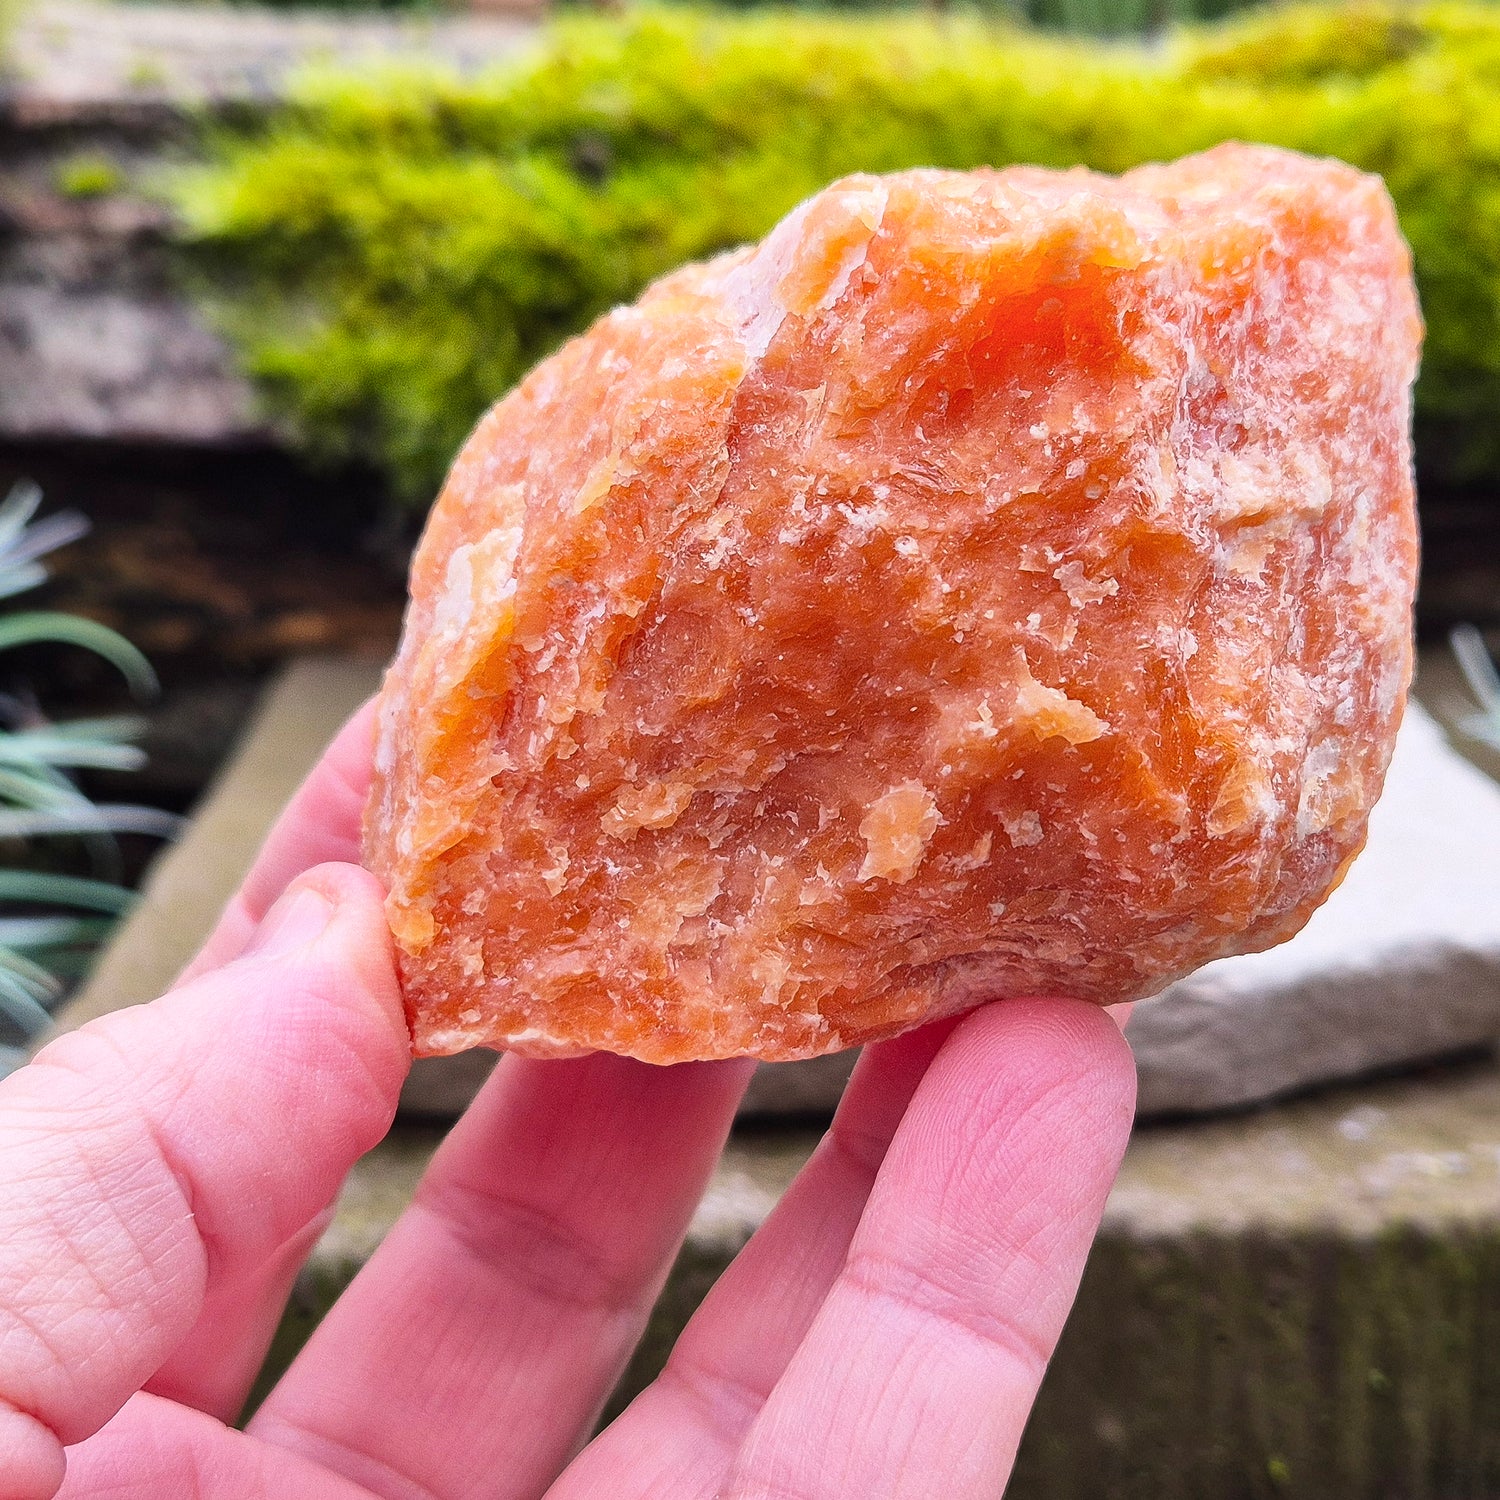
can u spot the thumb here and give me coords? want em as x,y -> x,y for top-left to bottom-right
0,863 -> 410,1499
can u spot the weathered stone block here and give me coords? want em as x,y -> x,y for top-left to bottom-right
1012,1058 -> 1500,1498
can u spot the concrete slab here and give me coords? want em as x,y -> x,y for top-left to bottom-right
5,0 -> 538,118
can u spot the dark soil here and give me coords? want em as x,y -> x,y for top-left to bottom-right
1416,487 -> 1500,638
0,438 -> 409,813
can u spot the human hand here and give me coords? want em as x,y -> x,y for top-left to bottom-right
0,702 -> 1136,1500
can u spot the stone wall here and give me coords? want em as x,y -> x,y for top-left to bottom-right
0,0 -> 534,446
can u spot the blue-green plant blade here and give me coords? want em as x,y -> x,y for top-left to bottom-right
0,870 -> 135,913
0,765 -> 135,872
0,716 -> 149,773
0,764 -> 94,812
0,488 -> 88,603
23,715 -> 146,743
0,915 -> 113,950
1452,624 -> 1500,707
1457,712 -> 1500,752
27,950 -> 97,982
0,944 -> 66,994
1453,623 -> 1500,711
0,733 -> 147,772
0,614 -> 157,698
0,766 -> 132,877
3,510 -> 90,570
1451,624 -> 1500,749
0,563 -> 49,604
0,481 -> 44,553
0,804 -> 184,839
0,969 -> 57,1037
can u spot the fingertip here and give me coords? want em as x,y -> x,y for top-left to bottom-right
195,862 -> 412,1135
952,994 -> 1135,1076
241,883 -> 336,961
925,996 -> 1137,1158
0,1401 -> 64,1500
287,861 -> 413,1082
278,860 -> 389,928
247,863 -> 398,998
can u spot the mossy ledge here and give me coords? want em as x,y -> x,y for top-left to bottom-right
174,3 -> 1500,505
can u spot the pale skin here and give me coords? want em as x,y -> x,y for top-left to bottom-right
0,703 -> 1136,1500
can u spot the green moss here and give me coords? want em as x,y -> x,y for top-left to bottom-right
173,4 -> 1500,504
55,155 -> 124,200
1006,1226 -> 1500,1498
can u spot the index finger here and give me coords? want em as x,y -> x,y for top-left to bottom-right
178,697 -> 378,984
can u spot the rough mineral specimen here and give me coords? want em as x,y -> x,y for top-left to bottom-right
365,143 -> 1421,1064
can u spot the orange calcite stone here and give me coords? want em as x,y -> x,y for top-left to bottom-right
365,144 -> 1421,1064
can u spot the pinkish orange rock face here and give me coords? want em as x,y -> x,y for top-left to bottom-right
364,143 -> 1422,1064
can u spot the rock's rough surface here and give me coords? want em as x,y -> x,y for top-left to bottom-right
366,145 -> 1422,1063
1132,703 -> 1500,1116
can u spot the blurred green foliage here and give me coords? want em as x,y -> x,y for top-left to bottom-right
174,3 -> 1500,504
55,155 -> 125,200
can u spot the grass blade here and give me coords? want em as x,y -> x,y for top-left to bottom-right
1451,624 -> 1500,749
1452,624 -> 1500,713
0,871 -> 135,913
3,511 -> 91,570
0,764 -> 96,813
0,563 -> 49,604
0,915 -> 114,950
0,980 -> 54,1038
0,734 -> 148,772
0,614 -> 158,699
0,481 -> 44,554
0,804 -> 186,839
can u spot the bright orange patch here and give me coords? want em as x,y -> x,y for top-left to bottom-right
365,144 -> 1421,1063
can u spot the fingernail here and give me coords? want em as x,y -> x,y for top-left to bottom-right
246,884 -> 335,958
